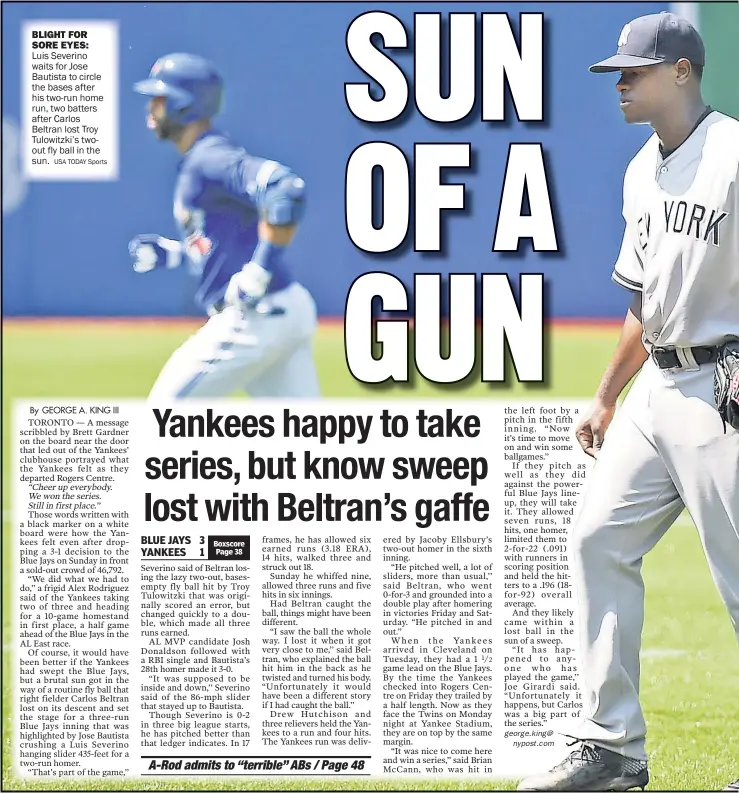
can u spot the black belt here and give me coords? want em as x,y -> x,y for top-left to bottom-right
651,345 -> 718,369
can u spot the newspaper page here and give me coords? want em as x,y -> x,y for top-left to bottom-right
3,3 -> 739,793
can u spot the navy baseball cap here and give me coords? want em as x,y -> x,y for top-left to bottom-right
589,12 -> 705,73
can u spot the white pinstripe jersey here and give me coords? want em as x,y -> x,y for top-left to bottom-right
612,111 -> 739,348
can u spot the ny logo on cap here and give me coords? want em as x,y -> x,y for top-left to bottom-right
618,23 -> 632,47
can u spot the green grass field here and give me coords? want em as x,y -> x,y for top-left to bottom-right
3,321 -> 738,791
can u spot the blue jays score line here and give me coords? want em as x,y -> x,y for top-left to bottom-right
343,13 -> 552,385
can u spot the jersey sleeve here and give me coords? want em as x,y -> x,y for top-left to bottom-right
611,226 -> 644,292
611,169 -> 644,292
199,142 -> 286,211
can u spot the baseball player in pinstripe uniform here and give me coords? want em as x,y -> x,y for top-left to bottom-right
518,13 -> 739,792
129,53 -> 320,399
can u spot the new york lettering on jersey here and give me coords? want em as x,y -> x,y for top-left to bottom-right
662,200 -> 728,245
174,130 -> 294,311
636,200 -> 729,251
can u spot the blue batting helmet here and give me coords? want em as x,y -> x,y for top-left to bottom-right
133,53 -> 223,124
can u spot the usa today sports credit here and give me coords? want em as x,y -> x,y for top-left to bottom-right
3,2 -> 739,792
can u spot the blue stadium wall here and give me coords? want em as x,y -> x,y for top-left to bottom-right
3,1 -> 672,318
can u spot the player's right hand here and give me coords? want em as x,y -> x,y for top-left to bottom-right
129,234 -> 183,273
224,261 -> 272,310
575,401 -> 616,459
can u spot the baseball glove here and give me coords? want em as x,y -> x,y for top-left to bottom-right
713,340 -> 739,432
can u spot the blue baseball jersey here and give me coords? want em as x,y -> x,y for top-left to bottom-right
174,130 -> 295,312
